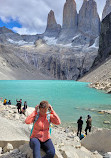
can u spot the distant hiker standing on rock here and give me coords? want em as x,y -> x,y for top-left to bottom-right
22,101 -> 27,115
77,116 -> 83,136
25,100 -> 61,158
85,115 -> 92,135
16,99 -> 22,113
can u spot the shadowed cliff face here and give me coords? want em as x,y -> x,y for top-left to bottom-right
94,12 -> 111,66
102,0 -> 111,20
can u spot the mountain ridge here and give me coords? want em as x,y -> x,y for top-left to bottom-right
0,0 -> 111,80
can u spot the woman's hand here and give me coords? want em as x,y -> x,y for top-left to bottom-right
48,104 -> 53,112
35,105 -> 39,111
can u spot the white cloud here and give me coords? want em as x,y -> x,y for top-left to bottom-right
0,0 -> 106,35
12,27 -> 38,35
0,16 -> 10,23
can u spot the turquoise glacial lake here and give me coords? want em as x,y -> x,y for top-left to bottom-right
0,80 -> 111,129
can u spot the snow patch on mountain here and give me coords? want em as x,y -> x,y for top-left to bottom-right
44,36 -> 72,47
90,37 -> 99,48
44,36 -> 57,45
7,39 -> 34,46
72,34 -> 81,40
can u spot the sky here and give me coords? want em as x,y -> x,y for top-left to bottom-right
0,0 -> 106,35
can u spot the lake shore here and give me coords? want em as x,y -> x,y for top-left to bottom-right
0,103 -> 111,158
89,81 -> 111,94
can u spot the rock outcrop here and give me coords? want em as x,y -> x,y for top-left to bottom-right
57,0 -> 100,45
78,0 -> 100,38
102,0 -> 111,20
81,128 -> 111,153
57,0 -> 78,43
62,0 -> 77,31
90,81 -> 111,93
44,10 -> 61,37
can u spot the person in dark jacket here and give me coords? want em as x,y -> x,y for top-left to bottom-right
22,101 -> 27,115
16,99 -> 22,113
77,116 -> 83,136
85,115 -> 92,135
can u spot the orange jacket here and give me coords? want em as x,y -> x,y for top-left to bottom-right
4,99 -> 7,104
25,109 -> 61,142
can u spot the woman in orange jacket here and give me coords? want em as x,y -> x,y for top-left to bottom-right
25,100 -> 61,158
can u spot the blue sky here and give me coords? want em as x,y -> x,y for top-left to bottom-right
0,18 -> 22,30
0,0 -> 106,35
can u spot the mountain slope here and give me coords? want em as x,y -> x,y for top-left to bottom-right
0,44 -> 54,80
78,55 -> 111,83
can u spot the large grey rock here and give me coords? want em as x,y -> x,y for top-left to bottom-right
0,115 -> 30,148
19,144 -> 45,158
0,147 -> 2,154
44,10 -> 61,37
102,0 -> 111,20
81,128 -> 111,153
3,143 -> 13,153
78,0 -> 100,38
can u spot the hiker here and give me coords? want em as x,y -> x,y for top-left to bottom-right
77,116 -> 83,136
24,101 -> 27,110
8,100 -> 11,105
85,115 -> 92,135
3,99 -> 7,105
16,99 -> 22,113
22,101 -> 27,115
25,100 -> 61,158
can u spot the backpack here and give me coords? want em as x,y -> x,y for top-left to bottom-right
30,112 -> 52,136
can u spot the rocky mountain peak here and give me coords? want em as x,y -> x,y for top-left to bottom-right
0,26 -> 14,34
78,0 -> 100,37
62,0 -> 77,30
102,0 -> 111,20
57,0 -> 78,43
44,10 -> 61,37
47,10 -> 57,28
